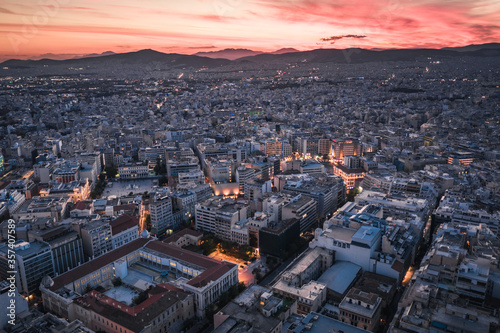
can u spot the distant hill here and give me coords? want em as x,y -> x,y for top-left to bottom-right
193,47 -> 301,60
1,44 -> 499,77
75,51 -> 116,59
442,43 -> 500,52
194,48 -> 263,60
1,49 -> 231,74
26,53 -> 75,61
269,48 -> 300,54
236,45 -> 500,64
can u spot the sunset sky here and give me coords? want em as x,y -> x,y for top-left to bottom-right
1,0 -> 500,61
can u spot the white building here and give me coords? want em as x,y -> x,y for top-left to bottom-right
178,170 -> 205,185
150,191 -> 173,237
110,215 -> 139,249
41,239 -> 238,319
310,225 -> 404,282
195,197 -> 248,242
118,162 -> 150,179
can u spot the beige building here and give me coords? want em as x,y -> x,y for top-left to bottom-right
73,286 -> 194,333
339,288 -> 382,332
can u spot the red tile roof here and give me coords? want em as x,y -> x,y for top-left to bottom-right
145,241 -> 221,269
145,241 -> 236,288
50,238 -> 150,292
162,228 -> 203,244
187,262 -> 234,288
109,214 -> 138,235
0,181 -> 10,191
71,200 -> 92,211
74,285 -> 189,333
49,239 -> 236,294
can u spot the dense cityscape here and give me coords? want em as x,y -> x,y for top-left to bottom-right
1,40 -> 500,333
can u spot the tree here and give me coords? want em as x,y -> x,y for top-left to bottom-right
95,285 -> 106,292
347,187 -> 362,202
90,178 -> 106,198
105,166 -> 118,178
154,157 -> 167,175
133,289 -> 149,305
112,277 -> 122,286
158,176 -> 168,186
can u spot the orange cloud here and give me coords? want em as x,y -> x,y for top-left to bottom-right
0,0 -> 499,60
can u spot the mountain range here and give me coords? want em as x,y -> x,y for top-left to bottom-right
193,48 -> 300,60
1,44 -> 499,76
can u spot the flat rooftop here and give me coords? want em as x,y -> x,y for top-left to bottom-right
285,195 -> 314,210
317,261 -> 361,295
103,285 -> 139,306
292,312 -> 370,333
288,247 -> 331,277
352,226 -> 381,246
0,240 -> 50,258
273,280 -> 326,301
323,226 -> 357,243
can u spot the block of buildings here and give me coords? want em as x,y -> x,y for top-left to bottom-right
41,238 -> 238,319
0,240 -> 55,295
109,214 -> 139,249
339,288 -> 383,332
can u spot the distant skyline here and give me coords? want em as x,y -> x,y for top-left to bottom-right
1,0 -> 500,61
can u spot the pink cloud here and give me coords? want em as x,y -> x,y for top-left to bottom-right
1,0 -> 500,59
255,0 -> 500,47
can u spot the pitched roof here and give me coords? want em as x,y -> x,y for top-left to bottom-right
50,238 -> 150,291
71,200 -> 92,211
144,241 -> 236,288
73,285 -> 189,333
162,228 -> 203,244
109,214 -> 138,235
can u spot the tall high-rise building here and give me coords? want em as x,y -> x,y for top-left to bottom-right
318,139 -> 333,156
150,192 -> 173,237
0,240 -> 55,295
282,194 -> 318,232
28,225 -> 85,275
264,140 -> 292,157
76,220 -> 113,260
333,139 -> 361,159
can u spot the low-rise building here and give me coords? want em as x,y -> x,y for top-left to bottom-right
40,238 -> 238,320
110,215 -> 139,249
73,285 -> 194,333
339,288 -> 382,332
118,162 -> 150,179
